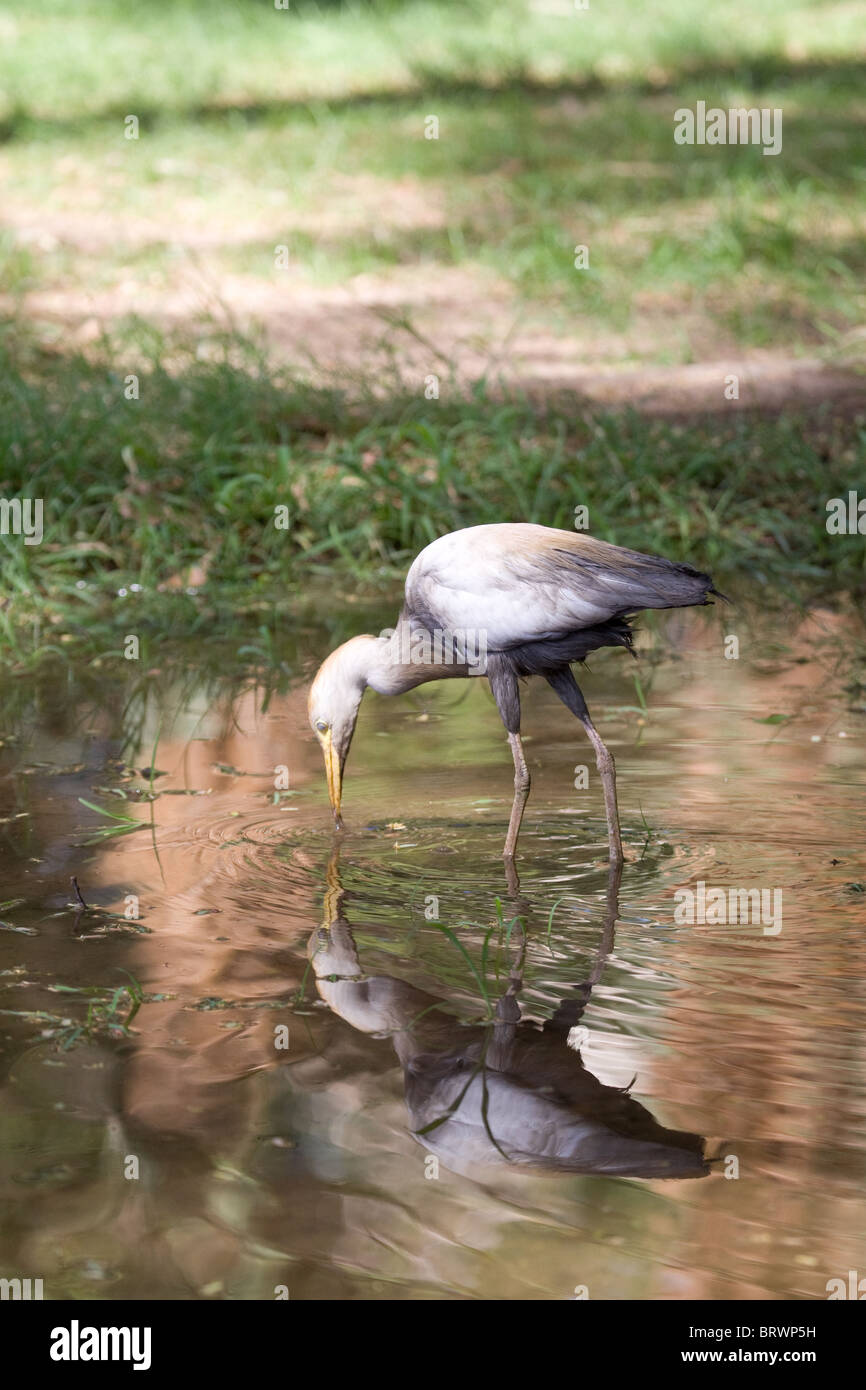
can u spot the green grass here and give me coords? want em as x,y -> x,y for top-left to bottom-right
0,1 -> 864,673
0,1 -> 864,358
0,324 -> 864,674
1,0 -> 863,121
46,973 -> 145,1051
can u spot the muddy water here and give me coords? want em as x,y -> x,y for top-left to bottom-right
0,604 -> 864,1301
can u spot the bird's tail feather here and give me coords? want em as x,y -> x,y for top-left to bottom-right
553,544 -> 721,615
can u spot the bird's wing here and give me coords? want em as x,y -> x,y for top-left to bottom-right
405,523 -> 714,649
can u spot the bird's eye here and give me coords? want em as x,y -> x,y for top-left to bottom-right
315,719 -> 329,734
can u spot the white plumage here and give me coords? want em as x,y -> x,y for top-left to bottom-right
309,522 -> 721,862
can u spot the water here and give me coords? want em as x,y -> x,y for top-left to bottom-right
1,604 -> 864,1300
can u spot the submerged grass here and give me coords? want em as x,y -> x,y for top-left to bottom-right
76,798 -> 146,845
0,324 -> 864,675
48,972 -> 145,1051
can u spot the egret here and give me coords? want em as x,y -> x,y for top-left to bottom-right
308,523 -> 722,863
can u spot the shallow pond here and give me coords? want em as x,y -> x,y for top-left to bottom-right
1,602 -> 864,1299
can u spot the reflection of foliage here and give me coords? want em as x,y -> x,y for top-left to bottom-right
0,592 -> 391,761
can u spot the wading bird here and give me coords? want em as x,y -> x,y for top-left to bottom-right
308,523 -> 721,863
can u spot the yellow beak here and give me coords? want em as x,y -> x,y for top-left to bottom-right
322,731 -> 344,829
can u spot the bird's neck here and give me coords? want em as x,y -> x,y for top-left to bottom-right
364,621 -> 485,695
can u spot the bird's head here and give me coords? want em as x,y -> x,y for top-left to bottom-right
308,635 -> 379,828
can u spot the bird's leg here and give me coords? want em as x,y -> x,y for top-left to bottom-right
503,854 -> 521,898
578,712 -> 624,866
545,668 -> 624,866
503,732 -> 531,861
487,655 -> 530,862
545,856 -> 622,1039
501,821 -> 531,955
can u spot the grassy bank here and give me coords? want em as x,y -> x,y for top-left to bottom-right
0,327 -> 864,675
0,1 -> 864,674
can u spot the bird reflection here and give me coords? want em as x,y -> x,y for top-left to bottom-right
308,853 -> 710,1180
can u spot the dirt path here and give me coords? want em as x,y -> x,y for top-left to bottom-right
4,202 -> 863,414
